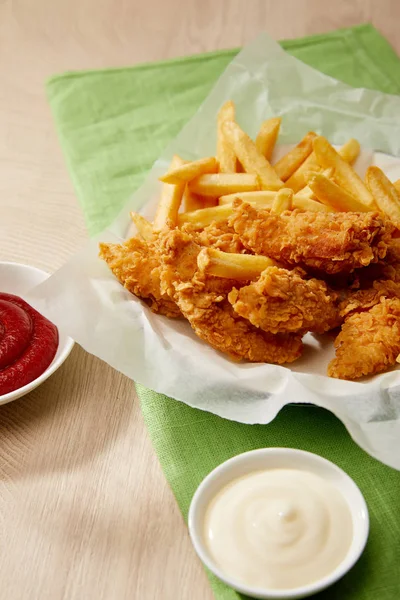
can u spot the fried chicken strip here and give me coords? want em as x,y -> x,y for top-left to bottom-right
157,229 -> 303,364
385,237 -> 400,264
228,266 -> 340,334
99,237 -> 180,318
230,200 -> 394,274
340,279 -> 400,318
328,298 -> 400,380
181,220 -> 246,254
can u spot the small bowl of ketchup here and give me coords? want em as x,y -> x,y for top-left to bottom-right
0,261 -> 74,405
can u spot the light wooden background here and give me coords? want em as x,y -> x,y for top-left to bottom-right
1,2 -> 399,599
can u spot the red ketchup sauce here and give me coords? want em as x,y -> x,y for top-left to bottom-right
0,293 -> 59,395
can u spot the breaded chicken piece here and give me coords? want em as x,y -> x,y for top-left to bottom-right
230,201 -> 394,274
99,237 -> 180,318
385,236 -> 400,264
157,229 -> 303,364
340,279 -> 400,318
328,298 -> 400,379
381,261 -> 400,283
228,266 -> 340,334
181,220 -> 245,254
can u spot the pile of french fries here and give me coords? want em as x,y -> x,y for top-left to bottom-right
130,100 -> 400,279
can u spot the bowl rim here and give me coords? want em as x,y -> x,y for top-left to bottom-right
188,447 -> 369,600
0,260 -> 75,404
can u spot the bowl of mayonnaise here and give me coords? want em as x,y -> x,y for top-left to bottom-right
188,448 -> 369,599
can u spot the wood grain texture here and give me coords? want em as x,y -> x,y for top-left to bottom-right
0,2 -> 399,599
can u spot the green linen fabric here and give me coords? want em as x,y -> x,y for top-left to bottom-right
47,24 -> 400,599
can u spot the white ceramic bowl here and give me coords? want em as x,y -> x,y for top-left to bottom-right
188,448 -> 369,600
0,261 -> 74,405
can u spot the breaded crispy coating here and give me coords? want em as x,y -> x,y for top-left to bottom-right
340,279 -> 400,318
99,238 -> 180,318
328,298 -> 400,380
181,220 -> 246,254
230,201 -> 394,274
157,229 -> 303,364
228,266 -> 340,334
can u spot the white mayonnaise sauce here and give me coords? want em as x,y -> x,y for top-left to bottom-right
204,468 -> 353,590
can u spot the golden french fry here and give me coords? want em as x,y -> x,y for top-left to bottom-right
202,197 -> 219,208
271,188 -> 293,214
292,196 -> 334,212
178,198 -> 272,227
273,132 -> 317,181
309,174 -> 370,212
217,101 -> 237,173
321,167 -> 334,178
189,173 -> 259,197
393,179 -> 400,195
197,248 -> 278,280
222,121 -> 283,190
365,166 -> 400,221
177,204 -> 236,227
182,186 -> 204,212
285,152 -> 321,192
339,139 -> 360,164
313,136 -> 375,208
130,212 -> 153,241
255,117 -> 281,160
296,185 -> 315,200
285,139 -> 360,193
153,155 -> 186,231
160,156 -> 217,184
296,168 -> 332,200
300,168 -> 330,183
219,191 -> 277,206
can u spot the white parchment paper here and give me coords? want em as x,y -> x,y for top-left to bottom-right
27,34 -> 400,469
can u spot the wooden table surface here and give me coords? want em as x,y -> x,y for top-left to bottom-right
1,2 -> 399,599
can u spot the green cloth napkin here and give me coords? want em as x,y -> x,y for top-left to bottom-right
47,24 -> 400,600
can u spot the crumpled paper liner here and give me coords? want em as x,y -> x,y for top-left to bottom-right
27,33 -> 400,469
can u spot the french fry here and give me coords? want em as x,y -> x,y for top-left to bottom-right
292,196 -> 334,212
153,155 -> 186,231
285,152 -> 321,192
177,204 -> 236,227
339,138 -> 360,164
159,156 -> 217,184
218,191 -> 277,206
202,197 -> 219,208
296,185 -> 314,200
313,136 -> 375,208
271,188 -> 293,214
197,248 -> 278,280
295,168 -> 332,200
296,168 -> 332,194
217,101 -> 237,173
365,166 -> 400,221
393,179 -> 400,196
309,174 -> 370,212
182,186 -> 204,212
255,117 -> 281,160
222,121 -> 283,190
285,139 -> 360,192
273,132 -> 317,181
320,167 -> 334,179
130,212 -> 154,241
178,198 -> 273,228
189,173 -> 259,197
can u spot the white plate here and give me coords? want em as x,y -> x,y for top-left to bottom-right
0,261 -> 74,405
188,448 -> 369,599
